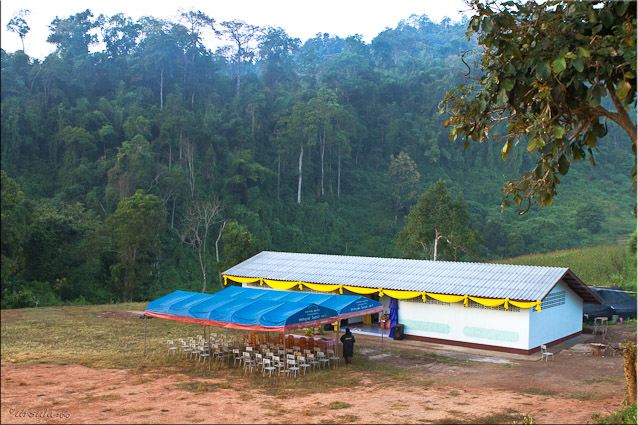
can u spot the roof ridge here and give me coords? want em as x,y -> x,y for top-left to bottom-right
258,250 -> 569,271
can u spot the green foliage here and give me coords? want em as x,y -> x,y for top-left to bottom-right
387,151 -> 421,216
496,244 -> 637,292
219,222 -> 265,271
397,179 -> 482,261
591,403 -> 637,425
106,190 -> 166,301
0,9 -> 634,307
442,0 -> 637,210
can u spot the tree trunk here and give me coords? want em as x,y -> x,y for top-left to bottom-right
337,143 -> 342,198
320,131 -> 326,196
297,144 -> 304,204
215,221 -> 226,263
433,230 -> 441,261
624,342 -> 637,405
171,197 -> 176,229
159,65 -> 164,112
277,154 -> 281,199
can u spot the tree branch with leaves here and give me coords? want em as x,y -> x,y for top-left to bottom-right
440,0 -> 636,211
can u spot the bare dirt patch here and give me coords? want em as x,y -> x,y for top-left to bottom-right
1,324 -> 634,424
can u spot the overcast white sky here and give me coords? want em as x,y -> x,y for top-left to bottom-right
1,0 -> 471,60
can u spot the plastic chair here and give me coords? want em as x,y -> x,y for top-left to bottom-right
287,359 -> 300,378
232,348 -> 242,367
198,343 -> 211,366
189,342 -> 202,360
262,358 -> 277,377
307,353 -> 319,370
178,338 -> 192,357
327,348 -> 341,368
541,344 -> 554,361
167,340 -> 179,356
242,352 -> 256,373
316,351 -> 330,368
297,355 -> 311,375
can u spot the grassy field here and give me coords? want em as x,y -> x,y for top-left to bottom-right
0,302 -> 417,391
495,244 -> 637,291
2,302 -> 636,424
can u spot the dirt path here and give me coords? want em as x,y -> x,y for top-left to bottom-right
1,325 -> 633,424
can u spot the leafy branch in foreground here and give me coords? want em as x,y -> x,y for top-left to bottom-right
440,0 -> 636,212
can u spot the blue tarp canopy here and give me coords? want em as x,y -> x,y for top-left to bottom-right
145,286 -> 382,332
220,285 -> 383,319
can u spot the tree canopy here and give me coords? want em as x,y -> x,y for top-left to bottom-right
397,179 -> 482,261
1,8 -> 635,307
441,0 -> 636,211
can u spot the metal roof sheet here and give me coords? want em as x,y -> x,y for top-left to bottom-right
221,251 -> 599,302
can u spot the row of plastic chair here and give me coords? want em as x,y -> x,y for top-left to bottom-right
235,346 -> 341,377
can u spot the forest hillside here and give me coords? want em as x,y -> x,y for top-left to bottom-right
1,10 -> 635,307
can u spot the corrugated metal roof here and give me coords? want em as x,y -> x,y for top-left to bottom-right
221,251 -> 595,302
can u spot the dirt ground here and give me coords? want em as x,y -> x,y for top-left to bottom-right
1,320 -> 635,424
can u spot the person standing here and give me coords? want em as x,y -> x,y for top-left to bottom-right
340,328 -> 356,364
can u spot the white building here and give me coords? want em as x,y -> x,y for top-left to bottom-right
222,251 -> 602,354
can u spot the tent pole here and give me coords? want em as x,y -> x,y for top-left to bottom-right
144,315 -> 147,356
335,322 -> 340,369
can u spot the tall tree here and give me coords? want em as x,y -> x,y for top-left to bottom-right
441,0 -> 637,211
105,190 -> 166,301
47,9 -> 100,58
258,26 -> 301,90
397,179 -> 481,261
6,9 -> 31,52
177,199 -> 223,293
387,151 -> 421,220
219,20 -> 261,96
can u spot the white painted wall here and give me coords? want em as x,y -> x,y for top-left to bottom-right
398,299 -> 531,350
528,280 -> 583,349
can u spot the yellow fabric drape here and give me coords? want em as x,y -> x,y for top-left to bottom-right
262,279 -> 300,290
343,286 -> 380,295
383,289 -> 422,300
224,275 -> 261,284
224,277 -> 541,311
469,296 -> 507,308
426,293 -> 466,303
510,300 -> 542,312
304,282 -> 343,293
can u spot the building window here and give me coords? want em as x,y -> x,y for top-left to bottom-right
541,291 -> 566,310
466,299 -> 520,312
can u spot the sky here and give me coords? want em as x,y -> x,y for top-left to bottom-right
1,0 -> 471,60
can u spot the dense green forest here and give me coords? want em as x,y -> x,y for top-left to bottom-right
1,10 -> 635,308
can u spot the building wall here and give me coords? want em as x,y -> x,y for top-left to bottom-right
528,280 -> 583,349
398,297 -> 532,350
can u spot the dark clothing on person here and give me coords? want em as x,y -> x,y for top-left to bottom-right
340,329 -> 356,364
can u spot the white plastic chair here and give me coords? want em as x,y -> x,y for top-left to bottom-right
297,356 -> 311,375
286,359 -> 299,378
198,343 -> 211,366
307,353 -> 319,370
242,352 -> 256,373
262,358 -> 277,377
232,348 -> 243,367
327,348 -> 341,368
167,340 -> 179,356
541,344 -> 554,361
316,351 -> 330,369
